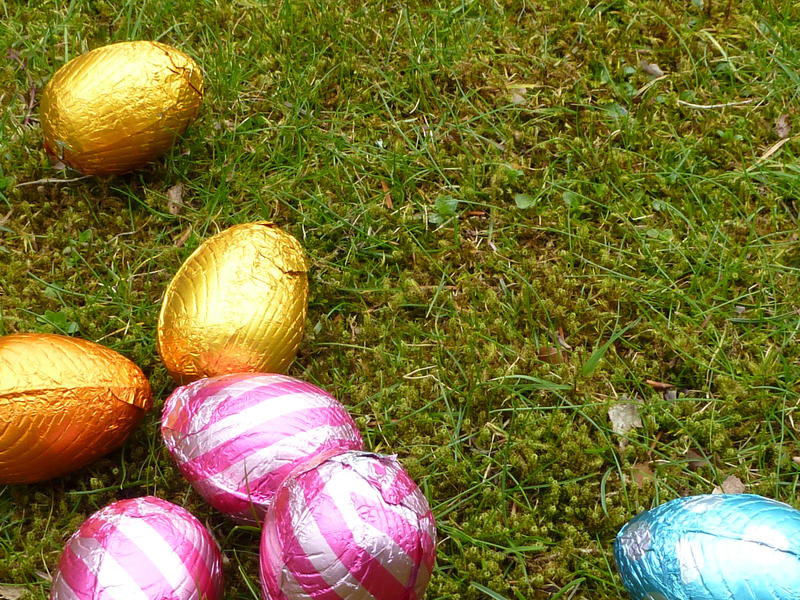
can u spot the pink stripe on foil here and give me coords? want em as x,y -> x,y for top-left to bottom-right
348,490 -> 430,567
58,546 -> 99,599
50,571 -> 81,600
260,504 -> 290,600
273,498 -> 347,600
75,499 -> 217,599
299,469 -> 413,600
177,408 -> 359,482
194,438 -> 356,518
188,377 -> 331,431
164,375 -> 295,434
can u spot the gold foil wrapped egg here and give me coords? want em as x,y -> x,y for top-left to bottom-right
157,222 -> 309,384
40,41 -> 203,175
0,333 -> 153,483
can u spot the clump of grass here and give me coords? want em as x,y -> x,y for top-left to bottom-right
3,1 -> 800,599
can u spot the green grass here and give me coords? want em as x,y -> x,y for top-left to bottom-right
3,0 -> 800,598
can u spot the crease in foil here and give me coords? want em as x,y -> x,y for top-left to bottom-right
261,451 -> 436,600
161,373 -> 363,525
157,222 -> 309,383
0,333 -> 152,483
615,494 -> 800,600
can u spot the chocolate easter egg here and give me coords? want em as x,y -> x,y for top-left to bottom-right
260,452 -> 437,600
40,41 -> 203,175
157,222 -> 308,384
50,496 -> 224,600
614,494 -> 800,600
0,333 -> 152,483
162,373 -> 364,524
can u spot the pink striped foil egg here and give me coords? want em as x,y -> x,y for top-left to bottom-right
260,451 -> 437,600
50,496 -> 223,600
161,373 -> 364,525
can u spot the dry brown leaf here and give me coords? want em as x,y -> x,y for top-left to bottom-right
510,91 -> 526,105
555,327 -> 572,350
645,379 -> 673,391
536,346 -> 562,364
685,449 -> 710,471
775,114 -> 791,139
713,474 -> 746,495
0,584 -> 27,600
631,462 -> 654,487
640,59 -> 665,77
167,183 -> 185,215
608,402 -> 643,435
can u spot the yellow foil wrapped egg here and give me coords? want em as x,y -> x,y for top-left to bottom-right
0,333 -> 153,484
157,222 -> 309,384
40,41 -> 203,175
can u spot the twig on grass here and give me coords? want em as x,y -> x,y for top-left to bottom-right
14,176 -> 91,188
676,98 -> 754,109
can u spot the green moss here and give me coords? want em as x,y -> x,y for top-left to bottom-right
3,0 -> 800,598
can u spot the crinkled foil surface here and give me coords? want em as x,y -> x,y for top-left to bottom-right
40,40 -> 203,175
161,372 -> 364,525
157,222 -> 309,384
0,333 -> 152,483
614,494 -> 800,600
50,496 -> 224,600
260,451 -> 437,600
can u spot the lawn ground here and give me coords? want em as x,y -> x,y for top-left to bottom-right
2,1 -> 800,598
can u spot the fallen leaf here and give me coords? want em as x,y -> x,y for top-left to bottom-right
0,584 -> 26,600
536,346 -> 562,364
713,474 -> 745,495
645,379 -> 673,391
608,401 -> 643,435
775,114 -> 791,139
555,327 -> 572,350
640,59 -> 665,77
631,462 -> 655,487
167,183 -> 184,215
685,449 -> 710,471
510,91 -> 526,105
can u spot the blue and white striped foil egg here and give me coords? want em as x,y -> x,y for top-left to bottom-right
614,494 -> 800,600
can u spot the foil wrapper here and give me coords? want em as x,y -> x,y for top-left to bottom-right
0,333 -> 152,484
157,222 -> 309,384
50,496 -> 224,600
162,372 -> 364,525
614,494 -> 800,600
260,451 -> 436,600
40,40 -> 203,176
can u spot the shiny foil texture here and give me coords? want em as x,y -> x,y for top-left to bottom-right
157,222 -> 309,384
50,496 -> 224,600
162,372 -> 364,525
260,451 -> 437,600
0,333 -> 152,484
614,494 -> 800,600
40,40 -> 203,176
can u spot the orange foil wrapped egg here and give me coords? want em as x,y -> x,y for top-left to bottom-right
40,41 -> 203,175
0,333 -> 152,483
157,222 -> 309,384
